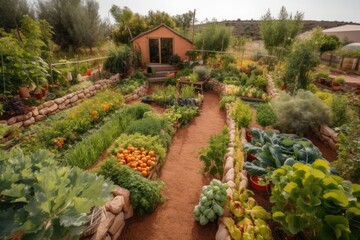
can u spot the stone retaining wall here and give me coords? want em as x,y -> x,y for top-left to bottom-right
3,75 -> 148,129
319,124 -> 339,150
82,186 -> 133,240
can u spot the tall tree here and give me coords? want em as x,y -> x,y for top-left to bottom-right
0,0 -> 35,32
173,11 -> 194,35
37,0 -> 106,51
260,6 -> 304,56
146,10 -> 176,29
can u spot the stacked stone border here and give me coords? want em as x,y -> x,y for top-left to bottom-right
3,74 -> 149,129
82,186 -> 133,240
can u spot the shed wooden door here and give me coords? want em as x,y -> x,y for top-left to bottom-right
149,38 -> 173,64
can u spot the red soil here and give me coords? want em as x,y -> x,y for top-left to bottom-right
120,92 -> 226,240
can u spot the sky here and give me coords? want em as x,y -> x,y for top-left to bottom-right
98,0 -> 360,24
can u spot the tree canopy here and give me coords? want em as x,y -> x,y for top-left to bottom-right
37,0 -> 107,51
0,0 -> 35,32
260,6 -> 304,55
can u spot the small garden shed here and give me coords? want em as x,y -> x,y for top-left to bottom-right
131,24 -> 193,65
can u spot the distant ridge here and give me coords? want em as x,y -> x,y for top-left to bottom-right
195,20 -> 359,40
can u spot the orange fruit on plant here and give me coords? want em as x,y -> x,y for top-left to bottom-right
148,150 -> 155,157
141,171 -> 148,177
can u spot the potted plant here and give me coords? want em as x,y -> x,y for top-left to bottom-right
19,85 -> 31,99
332,76 -> 344,91
34,87 -> 44,100
249,175 -> 270,192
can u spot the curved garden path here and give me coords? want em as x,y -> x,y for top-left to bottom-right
120,91 -> 226,240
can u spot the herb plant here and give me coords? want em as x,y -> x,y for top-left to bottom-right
255,103 -> 276,128
230,100 -> 253,129
199,128 -> 230,177
98,159 -> 165,216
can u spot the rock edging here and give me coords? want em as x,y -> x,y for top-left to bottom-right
4,75 -> 148,129
319,124 -> 339,150
82,186 -> 133,240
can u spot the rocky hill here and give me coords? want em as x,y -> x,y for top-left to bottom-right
195,20 -> 358,40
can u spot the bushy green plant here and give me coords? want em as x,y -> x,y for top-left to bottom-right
219,95 -> 237,110
270,159 -> 360,239
110,133 -> 166,163
164,105 -> 199,127
331,95 -> 350,127
97,159 -> 165,215
122,103 -> 152,120
169,54 -> 181,66
124,114 -> 174,148
230,100 -> 253,129
283,39 -> 320,93
193,65 -> 211,81
333,76 -> 345,84
272,90 -> 330,134
103,46 -> 139,76
180,85 -> 196,99
152,85 -> 177,106
220,54 -> 236,69
199,128 -> 230,177
256,104 -> 276,128
333,122 -> 360,182
193,179 -> 228,225
0,149 -> 113,239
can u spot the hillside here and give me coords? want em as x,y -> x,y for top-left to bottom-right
195,20 -> 358,40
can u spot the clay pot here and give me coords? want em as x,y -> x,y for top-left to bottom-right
19,86 -> 31,99
249,175 -> 270,192
34,92 -> 43,100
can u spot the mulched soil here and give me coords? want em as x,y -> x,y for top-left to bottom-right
120,91 -> 226,240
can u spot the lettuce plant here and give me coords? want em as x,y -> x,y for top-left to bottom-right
270,159 -> 360,239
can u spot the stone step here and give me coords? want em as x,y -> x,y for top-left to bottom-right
147,64 -> 176,72
146,70 -> 176,78
148,77 -> 168,83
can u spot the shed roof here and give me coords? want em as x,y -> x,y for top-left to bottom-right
131,24 -> 193,44
323,24 -> 360,33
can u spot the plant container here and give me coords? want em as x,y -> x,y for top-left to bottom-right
247,153 -> 257,162
34,92 -> 43,100
19,86 -> 31,99
249,175 -> 270,192
332,82 -> 341,91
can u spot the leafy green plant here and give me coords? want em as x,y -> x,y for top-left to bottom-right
152,85 -> 177,106
270,159 -> 360,239
124,113 -> 174,148
331,95 -> 350,127
199,128 -> 230,177
333,122 -> 360,182
193,65 -> 211,81
272,90 -> 330,135
244,128 -> 323,176
225,186 -> 272,240
219,95 -> 237,110
103,46 -> 140,76
97,159 -> 165,215
0,149 -> 113,239
164,105 -> 199,127
169,54 -> 181,66
230,100 -> 253,129
256,104 -> 276,128
180,85 -> 196,99
193,179 -> 228,225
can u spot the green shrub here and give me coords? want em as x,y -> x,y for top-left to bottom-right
220,54 -> 236,69
199,128 -> 230,177
124,114 -> 174,148
110,133 -> 166,163
272,91 -> 330,134
97,159 -> 165,215
331,95 -> 350,127
180,85 -> 196,99
0,149 -> 113,239
333,122 -> 360,182
164,105 -> 199,127
122,103 -> 152,120
230,100 -> 253,129
256,104 -> 276,128
103,46 -> 140,76
193,65 -> 211,81
219,95 -> 237,110
270,159 -> 360,239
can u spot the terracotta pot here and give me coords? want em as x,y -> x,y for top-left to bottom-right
34,92 -> 43,100
249,175 -> 270,192
19,86 -> 31,99
86,69 -> 92,76
332,82 -> 341,91
246,130 -> 252,142
247,153 -> 257,162
281,83 -> 287,90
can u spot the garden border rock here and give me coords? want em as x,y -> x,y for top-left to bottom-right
5,74 -> 149,129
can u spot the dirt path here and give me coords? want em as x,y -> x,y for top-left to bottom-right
120,92 -> 226,240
